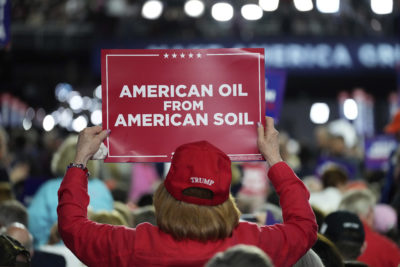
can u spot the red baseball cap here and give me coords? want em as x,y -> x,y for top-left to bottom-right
164,141 -> 232,206
385,110 -> 400,134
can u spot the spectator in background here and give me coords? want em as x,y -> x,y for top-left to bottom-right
309,165 -> 348,214
312,234 -> 344,267
0,234 -> 31,267
381,110 -> 400,204
0,199 -> 28,228
339,189 -> 400,267
205,244 -> 274,267
1,222 -> 34,257
57,118 -> 317,267
319,211 -> 367,266
373,204 -> 399,245
0,127 -> 10,182
28,135 -> 114,248
293,249 -> 324,267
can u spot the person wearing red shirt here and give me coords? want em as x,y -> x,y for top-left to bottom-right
57,117 -> 317,267
339,189 -> 400,267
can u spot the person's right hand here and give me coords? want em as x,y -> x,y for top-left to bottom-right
73,126 -> 110,167
257,116 -> 282,167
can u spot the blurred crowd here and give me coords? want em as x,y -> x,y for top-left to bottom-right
1,110 -> 400,266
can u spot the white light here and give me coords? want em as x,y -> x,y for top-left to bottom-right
69,95 -> 83,111
55,83 -> 73,102
259,0 -> 279,11
91,110 -> 102,125
310,103 -> 330,124
25,108 -> 35,120
316,0 -> 339,13
43,115 -> 55,132
371,0 -> 392,15
142,0 -> 163,20
82,96 -> 92,110
241,4 -> 263,20
343,99 -> 358,120
211,3 -> 234,22
72,115 -> 88,132
59,108 -> 73,128
94,85 -> 102,99
22,119 -> 32,131
184,0 -> 205,18
293,0 -> 313,12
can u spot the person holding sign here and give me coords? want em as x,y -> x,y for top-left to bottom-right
57,117 -> 317,267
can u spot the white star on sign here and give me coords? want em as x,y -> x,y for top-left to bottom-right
164,53 -> 169,58
172,53 -> 177,58
197,53 -> 202,58
180,53 -> 185,58
189,53 -> 193,58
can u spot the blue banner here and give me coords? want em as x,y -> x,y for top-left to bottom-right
0,0 -> 10,47
265,70 -> 286,122
93,38 -> 400,75
365,135 -> 397,171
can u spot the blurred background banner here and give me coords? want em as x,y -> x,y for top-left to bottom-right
92,39 -> 400,75
265,69 -> 287,122
0,0 -> 10,48
364,135 -> 397,171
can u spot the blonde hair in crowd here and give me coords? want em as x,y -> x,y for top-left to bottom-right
51,135 -> 99,178
153,183 -> 241,242
338,189 -> 376,217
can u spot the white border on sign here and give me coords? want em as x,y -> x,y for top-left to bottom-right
105,51 -> 263,159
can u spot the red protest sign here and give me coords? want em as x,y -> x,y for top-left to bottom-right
101,48 -> 265,162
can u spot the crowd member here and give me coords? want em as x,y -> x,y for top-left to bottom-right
373,204 -> 399,245
1,222 -> 34,257
0,199 -> 28,228
205,244 -> 274,267
339,189 -> 400,267
293,249 -> 324,267
0,127 -> 10,182
28,135 -> 114,248
381,109 -> 400,204
319,211 -> 366,266
57,117 -> 317,267
309,165 -> 349,214
312,234 -> 344,267
0,234 -> 31,267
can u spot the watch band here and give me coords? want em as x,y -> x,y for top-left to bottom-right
67,163 -> 90,177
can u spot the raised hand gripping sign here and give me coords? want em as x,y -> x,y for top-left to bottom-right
101,48 -> 265,162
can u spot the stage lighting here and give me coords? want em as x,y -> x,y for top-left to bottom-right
343,99 -> 358,120
310,103 -> 330,124
142,0 -> 163,20
241,4 -> 263,20
43,115 -> 55,132
184,0 -> 205,18
259,0 -> 279,12
293,0 -> 313,12
371,0 -> 392,15
316,0 -> 340,13
211,2 -> 234,22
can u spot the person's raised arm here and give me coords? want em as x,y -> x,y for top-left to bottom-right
257,116 -> 282,167
58,127 -> 136,266
255,116 -> 317,267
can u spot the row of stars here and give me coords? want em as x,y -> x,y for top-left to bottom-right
163,53 -> 202,59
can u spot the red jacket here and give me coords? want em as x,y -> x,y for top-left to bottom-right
358,221 -> 400,267
57,162 -> 317,267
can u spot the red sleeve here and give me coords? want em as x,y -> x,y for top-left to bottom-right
259,162 -> 318,267
57,167 -> 136,267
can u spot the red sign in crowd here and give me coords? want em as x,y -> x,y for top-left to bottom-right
101,48 -> 265,162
